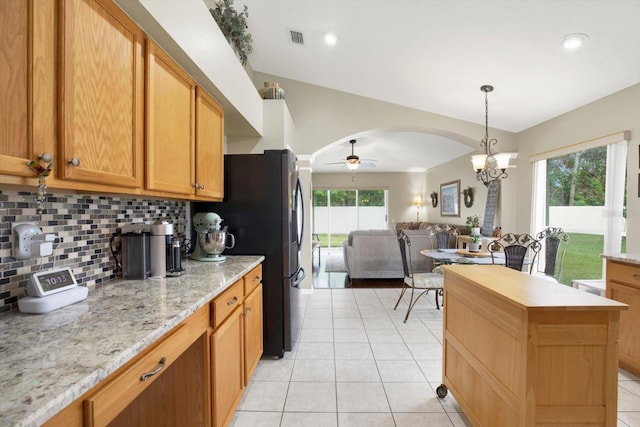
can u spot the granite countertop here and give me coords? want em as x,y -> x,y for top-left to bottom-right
0,255 -> 264,427
602,253 -> 640,265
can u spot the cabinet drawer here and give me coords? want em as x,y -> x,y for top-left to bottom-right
244,264 -> 262,296
83,322 -> 193,427
211,279 -> 244,328
607,261 -> 640,290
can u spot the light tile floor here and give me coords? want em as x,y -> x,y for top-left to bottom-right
232,288 -> 640,427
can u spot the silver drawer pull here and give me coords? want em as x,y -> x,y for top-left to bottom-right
140,357 -> 166,381
227,296 -> 238,306
67,157 -> 80,167
246,307 -> 252,315
633,274 -> 640,280
253,276 -> 260,283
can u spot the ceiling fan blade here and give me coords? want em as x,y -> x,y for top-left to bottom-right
324,161 -> 347,165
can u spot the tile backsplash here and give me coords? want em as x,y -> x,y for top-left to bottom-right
0,188 -> 187,314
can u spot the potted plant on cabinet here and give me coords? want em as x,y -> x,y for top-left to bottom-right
209,0 -> 253,66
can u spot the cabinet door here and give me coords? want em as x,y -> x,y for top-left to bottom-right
195,87 -> 224,199
0,1 -> 31,176
146,40 -> 196,195
244,283 -> 263,385
59,0 -> 144,188
211,306 -> 243,427
608,281 -> 640,371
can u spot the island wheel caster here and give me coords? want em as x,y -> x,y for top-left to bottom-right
436,384 -> 448,398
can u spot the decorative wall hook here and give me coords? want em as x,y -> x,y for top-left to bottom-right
430,191 -> 438,208
26,153 -> 54,214
463,187 -> 474,208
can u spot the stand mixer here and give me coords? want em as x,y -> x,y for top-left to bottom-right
190,212 -> 236,262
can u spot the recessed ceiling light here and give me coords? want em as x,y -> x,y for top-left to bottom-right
324,33 -> 337,45
561,33 -> 588,50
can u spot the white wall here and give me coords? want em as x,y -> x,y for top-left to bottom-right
515,83 -> 640,252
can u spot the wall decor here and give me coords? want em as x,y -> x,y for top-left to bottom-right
440,180 -> 460,217
430,191 -> 438,208
482,179 -> 501,236
463,186 -> 474,208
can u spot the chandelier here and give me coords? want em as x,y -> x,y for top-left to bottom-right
470,85 -> 510,187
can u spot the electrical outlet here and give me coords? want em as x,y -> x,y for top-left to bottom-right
12,222 -> 42,260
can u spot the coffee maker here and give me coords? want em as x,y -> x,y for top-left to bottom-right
120,221 -> 183,279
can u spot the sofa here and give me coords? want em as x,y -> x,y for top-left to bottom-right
342,229 -> 438,279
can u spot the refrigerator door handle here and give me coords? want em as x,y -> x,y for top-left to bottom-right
290,267 -> 305,288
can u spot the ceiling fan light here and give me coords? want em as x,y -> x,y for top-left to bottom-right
471,154 -> 487,172
346,162 -> 359,171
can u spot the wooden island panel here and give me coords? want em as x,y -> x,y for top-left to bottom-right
441,265 -> 627,427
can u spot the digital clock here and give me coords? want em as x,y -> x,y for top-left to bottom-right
28,267 -> 78,297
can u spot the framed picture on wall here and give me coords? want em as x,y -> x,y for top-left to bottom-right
440,180 -> 460,217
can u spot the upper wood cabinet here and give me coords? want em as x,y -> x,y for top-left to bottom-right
58,0 -> 144,188
146,41 -> 224,200
0,0 -> 55,178
145,40 -> 196,195
195,87 -> 224,199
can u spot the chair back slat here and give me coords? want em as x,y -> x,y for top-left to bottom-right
535,227 -> 570,280
426,224 -> 460,250
397,230 -> 413,278
488,232 -> 541,273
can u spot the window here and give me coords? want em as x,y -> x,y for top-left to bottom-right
531,133 -> 628,285
313,189 -> 388,248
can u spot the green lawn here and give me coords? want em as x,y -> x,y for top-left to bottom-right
315,233 -> 348,248
559,233 -> 626,286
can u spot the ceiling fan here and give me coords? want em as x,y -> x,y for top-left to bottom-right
325,139 -> 377,171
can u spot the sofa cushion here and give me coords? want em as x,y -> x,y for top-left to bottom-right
343,229 -> 436,280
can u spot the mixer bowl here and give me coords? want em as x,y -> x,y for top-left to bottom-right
197,227 -> 235,260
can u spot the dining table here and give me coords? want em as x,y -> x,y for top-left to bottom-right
420,248 -> 519,265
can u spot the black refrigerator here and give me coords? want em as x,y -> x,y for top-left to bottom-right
193,149 -> 305,358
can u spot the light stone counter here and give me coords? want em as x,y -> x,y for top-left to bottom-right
0,255 -> 264,427
602,253 -> 640,265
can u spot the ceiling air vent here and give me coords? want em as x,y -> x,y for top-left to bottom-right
289,30 -> 304,45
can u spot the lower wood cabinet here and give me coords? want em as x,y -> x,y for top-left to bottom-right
243,283 -> 263,386
606,259 -> 640,376
43,264 -> 263,427
210,265 -> 264,427
211,303 -> 244,427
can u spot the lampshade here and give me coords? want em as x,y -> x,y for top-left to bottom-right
471,154 -> 487,172
346,161 -> 359,171
494,153 -> 511,170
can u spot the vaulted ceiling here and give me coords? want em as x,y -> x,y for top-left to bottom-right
230,0 -> 640,172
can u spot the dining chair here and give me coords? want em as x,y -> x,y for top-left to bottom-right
487,233 -> 541,273
426,224 -> 460,249
535,227 -> 570,282
394,229 -> 444,322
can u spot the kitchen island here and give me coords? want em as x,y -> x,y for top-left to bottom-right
0,255 -> 263,427
603,254 -> 640,377
440,264 -> 627,426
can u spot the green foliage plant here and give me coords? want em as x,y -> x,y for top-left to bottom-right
209,0 -> 253,66
466,215 -> 481,228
